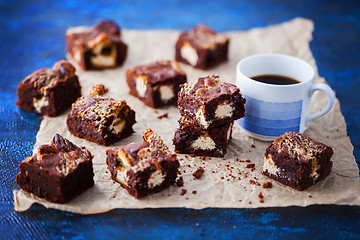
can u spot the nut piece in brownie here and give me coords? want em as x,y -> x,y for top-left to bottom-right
262,132 -> 333,191
66,20 -> 127,70
106,129 -> 179,198
16,134 -> 94,203
178,74 -> 246,129
173,116 -> 233,157
16,60 -> 81,117
126,60 -> 187,108
175,24 -> 229,69
67,95 -> 136,146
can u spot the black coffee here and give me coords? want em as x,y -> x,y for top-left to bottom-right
251,74 -> 300,85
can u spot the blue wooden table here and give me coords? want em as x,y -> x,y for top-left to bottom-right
1,0 -> 359,239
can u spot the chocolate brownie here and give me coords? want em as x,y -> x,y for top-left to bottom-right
16,134 -> 94,203
16,60 -> 81,117
262,132 -> 333,191
175,24 -> 229,69
67,95 -> 136,146
66,20 -> 127,70
173,116 -> 233,157
126,60 -> 187,108
106,129 -> 179,198
178,74 -> 246,129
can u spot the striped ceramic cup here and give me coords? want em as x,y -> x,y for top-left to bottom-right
236,54 -> 335,141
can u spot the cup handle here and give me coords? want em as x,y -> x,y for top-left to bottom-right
307,83 -> 335,124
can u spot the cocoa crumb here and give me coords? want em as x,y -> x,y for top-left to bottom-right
176,177 -> 184,187
262,181 -> 273,189
238,200 -> 242,202
157,113 -> 168,119
251,144 -> 256,148
180,189 -> 187,196
249,201 -> 252,204
193,167 -> 204,179
259,199 -> 264,203
258,192 -> 264,199
88,84 -> 108,96
246,163 -> 255,168
190,153 -> 195,157
249,180 -> 255,185
192,191 -> 197,194
245,159 -> 251,163
308,195 -> 313,198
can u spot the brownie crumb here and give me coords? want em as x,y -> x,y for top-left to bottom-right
262,181 -> 273,189
157,113 -> 168,119
245,159 -> 251,163
192,191 -> 197,194
193,167 -> 205,179
88,84 -> 108,96
249,180 -> 255,185
251,144 -> 256,148
180,189 -> 187,195
176,177 -> 184,187
259,199 -> 264,203
249,201 -> 252,204
258,192 -> 264,199
308,195 -> 313,198
246,163 -> 255,168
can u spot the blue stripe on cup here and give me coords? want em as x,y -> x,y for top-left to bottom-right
238,95 -> 302,137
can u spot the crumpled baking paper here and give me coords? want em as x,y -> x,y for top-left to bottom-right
14,18 -> 360,214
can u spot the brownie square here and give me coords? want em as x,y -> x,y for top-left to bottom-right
16,60 -> 81,117
106,129 -> 179,198
67,95 -> 136,146
126,60 -> 187,108
175,24 -> 229,69
16,134 -> 94,203
66,20 -> 128,70
173,116 -> 233,157
178,74 -> 246,129
262,132 -> 334,191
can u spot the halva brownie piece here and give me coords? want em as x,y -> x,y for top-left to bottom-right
106,128 -> 179,198
16,60 -> 81,117
262,132 -> 334,191
126,60 -> 187,108
16,134 -> 94,203
173,116 -> 233,157
66,20 -> 128,70
67,95 -> 136,146
178,74 -> 246,129
175,24 -> 229,69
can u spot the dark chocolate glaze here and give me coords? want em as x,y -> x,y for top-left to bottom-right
16,134 -> 94,203
16,60 -> 81,117
263,132 -> 333,191
177,75 -> 246,129
66,20 -> 127,70
122,142 -> 150,159
126,60 -> 187,108
175,24 -> 229,70
106,129 -> 179,198
128,60 -> 186,84
67,95 -> 136,146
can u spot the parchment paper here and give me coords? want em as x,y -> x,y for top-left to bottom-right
14,18 -> 360,214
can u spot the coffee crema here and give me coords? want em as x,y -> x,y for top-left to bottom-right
251,74 -> 300,85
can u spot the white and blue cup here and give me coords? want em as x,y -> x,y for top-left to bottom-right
236,54 -> 335,141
